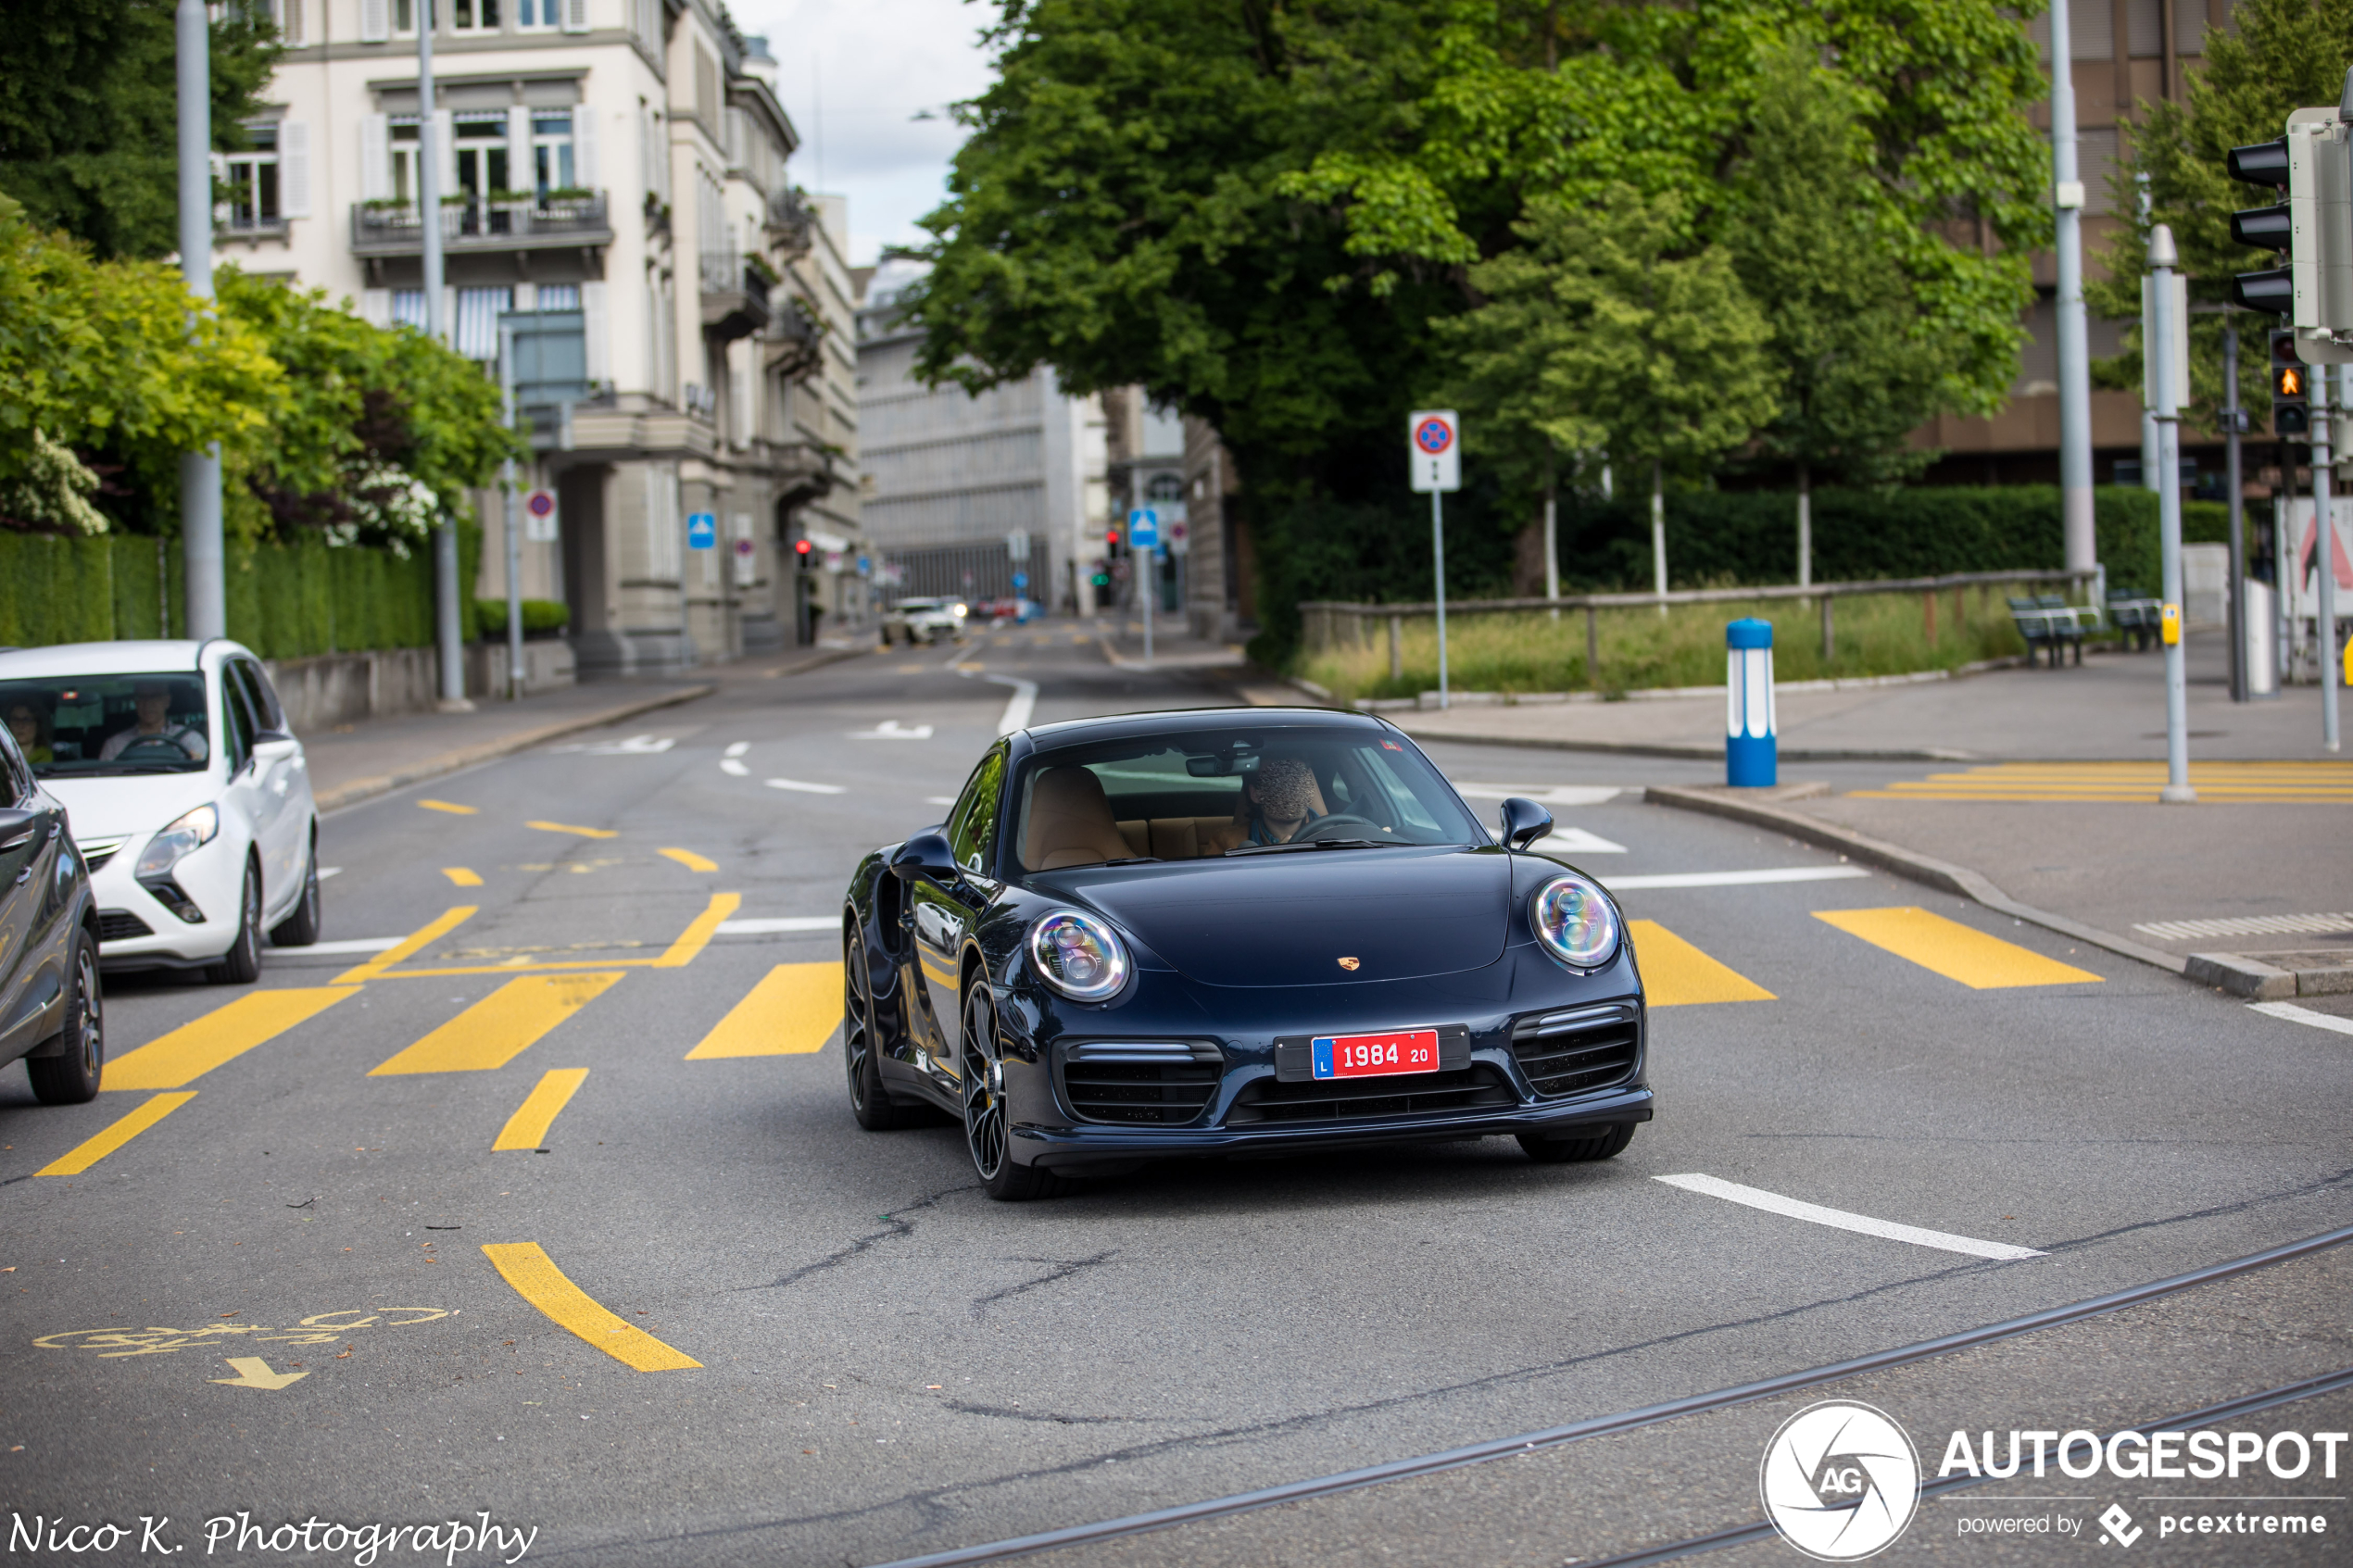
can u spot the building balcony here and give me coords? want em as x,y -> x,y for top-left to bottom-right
349,193 -> 612,258
218,211 -> 290,242
699,250 -> 773,343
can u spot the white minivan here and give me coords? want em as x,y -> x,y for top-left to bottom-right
0,640 -> 321,983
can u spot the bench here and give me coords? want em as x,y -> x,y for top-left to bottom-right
2106,587 -> 2161,651
2008,595 -> 2091,667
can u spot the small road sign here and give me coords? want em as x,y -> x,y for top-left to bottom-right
1128,508 -> 1160,550
523,488 -> 559,543
686,512 -> 717,550
1168,521 -> 1189,558
1409,410 -> 1460,493
1012,571 -> 1029,590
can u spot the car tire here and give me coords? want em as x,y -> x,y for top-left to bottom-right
207,857 -> 264,985
1516,1123 -> 1635,1163
269,833 -> 323,947
962,982 -> 1066,1201
845,937 -> 928,1131
28,930 -> 103,1106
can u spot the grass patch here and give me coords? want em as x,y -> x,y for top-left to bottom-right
1301,583 -> 2056,706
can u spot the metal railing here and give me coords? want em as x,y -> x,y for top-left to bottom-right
349,193 -> 611,254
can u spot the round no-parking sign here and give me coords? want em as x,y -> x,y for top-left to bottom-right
522,488 -> 559,543
1408,409 -> 1460,493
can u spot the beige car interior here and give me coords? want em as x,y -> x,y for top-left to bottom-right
1022,759 -> 1336,870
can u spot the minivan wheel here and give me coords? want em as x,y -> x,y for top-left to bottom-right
207,858 -> 263,985
269,833 -> 322,947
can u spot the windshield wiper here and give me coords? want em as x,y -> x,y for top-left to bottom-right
1087,856 -> 1163,867
1225,837 -> 1390,856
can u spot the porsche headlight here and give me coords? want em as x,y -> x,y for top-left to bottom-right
1027,910 -> 1130,1002
1530,872 -> 1618,970
134,803 -> 220,880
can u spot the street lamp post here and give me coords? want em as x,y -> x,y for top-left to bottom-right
2149,225 -> 2195,802
2049,0 -> 2097,581
176,0 -> 224,641
420,2 -> 472,711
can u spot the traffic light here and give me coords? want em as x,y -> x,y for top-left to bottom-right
2229,138 -> 2295,316
793,537 -> 815,571
2228,119 -> 2353,334
2271,328 -> 2311,438
1104,524 -> 1123,560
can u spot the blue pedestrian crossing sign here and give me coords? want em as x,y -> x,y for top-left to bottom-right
1012,571 -> 1029,590
1127,508 -> 1159,550
686,512 -> 717,550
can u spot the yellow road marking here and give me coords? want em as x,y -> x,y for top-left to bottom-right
208,1356 -> 308,1389
528,820 -> 618,839
493,1068 -> 590,1149
103,987 -> 359,1091
1629,920 -> 1776,1007
955,661 -> 984,672
37,1093 -> 197,1176
659,848 -> 717,872
1852,761 -> 2353,805
368,972 -> 623,1074
686,964 -> 843,1058
480,1243 -> 700,1372
418,799 -> 477,815
442,867 -> 483,886
333,905 -> 477,985
653,893 -> 741,968
1812,907 -> 2103,989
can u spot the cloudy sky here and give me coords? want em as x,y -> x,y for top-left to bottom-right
729,0 -> 1000,267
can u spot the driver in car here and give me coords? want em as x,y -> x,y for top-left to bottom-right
1196,755 -> 1328,854
99,680 -> 208,761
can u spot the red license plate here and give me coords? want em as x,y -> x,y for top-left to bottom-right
1312,1029 -> 1441,1079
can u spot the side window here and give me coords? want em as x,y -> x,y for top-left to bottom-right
0,726 -> 30,805
218,671 -> 255,773
947,748 -> 1008,874
233,660 -> 283,733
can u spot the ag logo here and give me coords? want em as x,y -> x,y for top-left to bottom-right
1759,1400 -> 1920,1561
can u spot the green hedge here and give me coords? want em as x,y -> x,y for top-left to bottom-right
0,531 -> 441,658
472,597 -> 571,639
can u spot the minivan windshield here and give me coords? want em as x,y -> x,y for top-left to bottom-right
0,673 -> 210,777
1010,724 -> 1484,872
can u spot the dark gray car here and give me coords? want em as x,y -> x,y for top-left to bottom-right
0,721 -> 103,1103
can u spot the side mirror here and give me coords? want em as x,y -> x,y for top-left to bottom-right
889,829 -> 958,884
0,805 -> 39,851
1498,797 -> 1554,851
253,729 -> 296,747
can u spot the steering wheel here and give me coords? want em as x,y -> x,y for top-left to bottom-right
1292,812 -> 1384,844
115,735 -> 193,762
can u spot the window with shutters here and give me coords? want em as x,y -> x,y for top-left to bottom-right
2127,0 -> 2164,56
451,0 -> 502,29
224,125 -> 282,232
532,113 -> 577,196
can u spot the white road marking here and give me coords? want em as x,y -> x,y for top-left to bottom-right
1602,866 -> 1871,891
849,721 -> 935,740
2135,912 -> 2353,940
2250,1001 -> 2353,1037
282,936 -> 402,955
1455,784 -> 1622,806
765,778 -> 847,795
1655,1173 -> 2044,1261
986,674 -> 1038,734
318,867 -> 343,880
715,917 -> 839,935
549,734 -> 675,755
724,741 -> 750,758
720,759 -> 749,776
1533,827 -> 1627,854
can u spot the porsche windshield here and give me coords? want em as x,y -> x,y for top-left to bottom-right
1,673 -> 211,778
1011,726 -> 1484,872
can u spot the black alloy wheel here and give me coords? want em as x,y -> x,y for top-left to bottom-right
961,983 -> 1063,1201
1516,1123 -> 1636,1163
208,857 -> 263,985
28,930 -> 103,1105
844,936 -> 926,1131
269,834 -> 323,947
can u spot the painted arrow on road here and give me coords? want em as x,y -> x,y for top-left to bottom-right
208,1357 -> 310,1390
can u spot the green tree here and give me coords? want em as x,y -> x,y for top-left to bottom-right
2088,0 -> 2353,429
0,1 -> 282,261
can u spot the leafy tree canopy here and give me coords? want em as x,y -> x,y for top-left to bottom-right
0,1 -> 281,260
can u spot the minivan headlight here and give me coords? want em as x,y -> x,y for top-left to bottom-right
1530,872 -> 1619,970
1027,910 -> 1130,1002
134,803 -> 220,880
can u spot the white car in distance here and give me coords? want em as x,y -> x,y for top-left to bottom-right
0,641 -> 321,984
880,597 -> 969,646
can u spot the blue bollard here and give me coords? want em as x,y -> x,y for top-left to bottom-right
1726,618 -> 1777,788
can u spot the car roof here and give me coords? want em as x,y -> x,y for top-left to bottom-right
0,640 -> 247,678
1024,705 -> 1389,749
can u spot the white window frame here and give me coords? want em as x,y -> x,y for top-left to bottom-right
223,123 -> 282,230
449,0 -> 501,32
512,0 -> 560,28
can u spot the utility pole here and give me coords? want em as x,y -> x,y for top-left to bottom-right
421,2 -> 472,711
2138,175 -> 2161,503
2317,362 -> 2341,752
2223,321 -> 2247,701
500,320 -> 523,702
2049,0 -> 2097,581
2149,226 -> 2195,801
176,0 -> 224,641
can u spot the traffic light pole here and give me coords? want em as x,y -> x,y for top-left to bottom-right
2049,0 -> 2098,579
2223,323 -> 2246,702
2317,365 -> 2342,752
2150,227 -> 2196,803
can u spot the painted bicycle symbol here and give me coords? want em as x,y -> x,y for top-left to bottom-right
36,1307 -> 450,1359
1414,417 -> 1454,455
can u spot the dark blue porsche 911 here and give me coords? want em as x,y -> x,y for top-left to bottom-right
839,706 -> 1652,1199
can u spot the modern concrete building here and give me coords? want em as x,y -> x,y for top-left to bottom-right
220,0 -> 862,673
855,271 -> 1110,614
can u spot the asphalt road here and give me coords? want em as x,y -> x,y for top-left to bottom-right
4,630 -> 2347,1567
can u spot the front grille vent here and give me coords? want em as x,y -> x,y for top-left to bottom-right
1511,1004 -> 1640,1098
97,910 -> 153,943
1225,1064 -> 1513,1126
1060,1041 -> 1223,1126
82,842 -> 125,873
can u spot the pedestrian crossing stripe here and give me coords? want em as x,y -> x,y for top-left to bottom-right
1812,907 -> 2102,989
686,963 -> 843,1058
368,972 -> 624,1074
1851,761 -> 2353,804
1628,920 -> 1776,1007
103,986 -> 359,1090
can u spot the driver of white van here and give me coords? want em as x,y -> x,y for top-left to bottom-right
98,680 -> 208,761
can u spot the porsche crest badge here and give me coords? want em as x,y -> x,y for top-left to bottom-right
1337,956 -> 1361,971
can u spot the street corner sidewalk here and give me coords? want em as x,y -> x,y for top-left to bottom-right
302,676 -> 720,813
1092,618 -> 1253,675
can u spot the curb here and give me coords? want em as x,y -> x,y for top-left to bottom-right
313,684 -> 716,814
1640,784 -> 2190,978
1396,732 -> 1976,762
2184,951 -> 2353,999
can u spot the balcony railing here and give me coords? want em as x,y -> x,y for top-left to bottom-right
218,211 -> 290,240
349,193 -> 612,257
698,250 -> 773,343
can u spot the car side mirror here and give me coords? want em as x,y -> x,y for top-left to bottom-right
0,805 -> 38,851
889,829 -> 957,884
1498,797 -> 1554,851
253,729 -> 296,747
